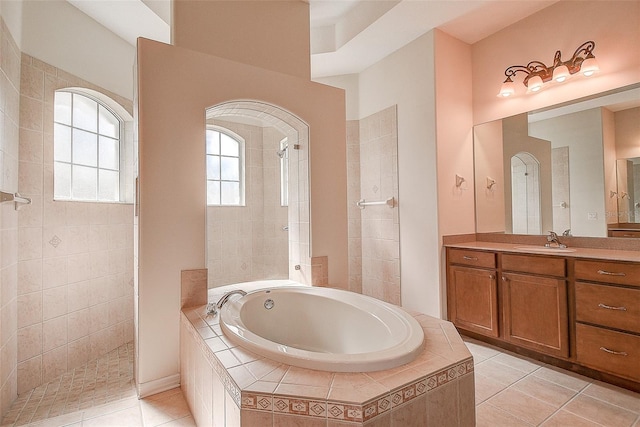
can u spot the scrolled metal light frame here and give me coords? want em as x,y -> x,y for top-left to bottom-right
501,40 -> 597,91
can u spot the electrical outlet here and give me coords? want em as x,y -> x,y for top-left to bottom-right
587,212 -> 597,220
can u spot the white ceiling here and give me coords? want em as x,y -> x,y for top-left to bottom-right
66,0 -> 558,78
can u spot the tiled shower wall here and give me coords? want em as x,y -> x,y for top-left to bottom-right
347,106 -> 400,305
16,55 -> 134,395
0,17 -> 21,418
206,120 -> 288,288
552,147 -> 571,234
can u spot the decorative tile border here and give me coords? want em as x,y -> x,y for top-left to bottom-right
182,309 -> 475,424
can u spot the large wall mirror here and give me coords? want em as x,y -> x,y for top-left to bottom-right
474,83 -> 640,239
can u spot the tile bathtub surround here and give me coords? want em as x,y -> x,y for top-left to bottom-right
181,269 -> 208,308
16,54 -> 135,395
180,284 -> 475,426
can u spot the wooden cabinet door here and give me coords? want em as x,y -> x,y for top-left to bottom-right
448,265 -> 499,338
502,272 -> 569,358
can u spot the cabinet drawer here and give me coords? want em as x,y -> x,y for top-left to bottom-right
609,230 -> 640,238
502,254 -> 566,277
448,249 -> 496,268
575,260 -> 640,287
576,323 -> 640,381
576,282 -> 640,334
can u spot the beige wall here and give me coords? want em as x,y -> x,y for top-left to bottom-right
615,107 -> 640,160
472,1 -> 640,125
473,120 -> 505,233
20,0 -> 135,100
172,0 -> 310,80
16,55 -> 134,395
136,38 -> 347,395
0,16 -> 21,419
356,32 -> 440,317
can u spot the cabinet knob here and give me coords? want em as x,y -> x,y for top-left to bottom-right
501,276 -> 508,282
489,274 -> 495,280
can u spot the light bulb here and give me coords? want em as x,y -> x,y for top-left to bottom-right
581,56 -> 599,77
498,79 -> 515,97
552,65 -> 570,83
527,75 -> 544,93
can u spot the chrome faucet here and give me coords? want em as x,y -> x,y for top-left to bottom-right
206,290 -> 247,315
545,231 -> 567,248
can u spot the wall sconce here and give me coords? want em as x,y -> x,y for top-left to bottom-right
498,40 -> 599,97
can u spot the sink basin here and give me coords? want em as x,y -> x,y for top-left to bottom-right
513,245 -> 576,253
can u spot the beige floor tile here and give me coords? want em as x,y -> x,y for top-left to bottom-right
82,405 -> 142,426
475,402 -> 534,427
564,394 -> 638,426
581,381 -> 640,413
474,372 -> 508,404
486,388 -> 558,425
463,339 -> 502,364
510,375 -> 577,407
540,410 -> 604,427
475,358 -> 529,386
491,352 -> 542,374
157,415 -> 197,426
532,365 -> 592,392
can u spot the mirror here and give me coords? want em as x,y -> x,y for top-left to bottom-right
474,84 -> 640,238
615,157 -> 640,223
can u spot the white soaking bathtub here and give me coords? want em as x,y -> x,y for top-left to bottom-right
219,286 -> 425,372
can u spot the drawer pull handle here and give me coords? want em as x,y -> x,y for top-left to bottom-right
463,256 -> 478,261
596,270 -> 626,277
599,347 -> 628,356
598,303 -> 627,311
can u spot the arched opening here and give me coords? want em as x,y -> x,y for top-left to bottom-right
511,152 -> 541,234
205,100 -> 311,288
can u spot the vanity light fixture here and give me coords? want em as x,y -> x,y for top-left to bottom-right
498,40 -> 599,97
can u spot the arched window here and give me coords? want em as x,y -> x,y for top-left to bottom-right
206,128 -> 244,206
53,90 -> 122,202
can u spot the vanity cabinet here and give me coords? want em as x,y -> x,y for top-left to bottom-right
501,254 -> 569,358
447,249 -> 499,338
446,245 -> 640,390
574,260 -> 640,382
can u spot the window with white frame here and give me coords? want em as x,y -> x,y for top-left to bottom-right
53,91 -> 122,202
206,128 -> 244,206
279,138 -> 289,207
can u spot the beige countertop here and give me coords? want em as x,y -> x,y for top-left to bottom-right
445,241 -> 640,263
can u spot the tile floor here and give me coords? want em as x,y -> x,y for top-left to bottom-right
1,337 -> 639,426
467,337 -> 640,427
0,342 -> 194,427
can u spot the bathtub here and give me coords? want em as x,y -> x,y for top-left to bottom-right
219,286 -> 425,372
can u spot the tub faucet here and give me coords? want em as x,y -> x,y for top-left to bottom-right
207,290 -> 247,316
545,231 -> 567,248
